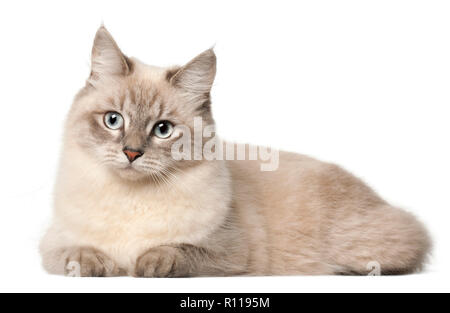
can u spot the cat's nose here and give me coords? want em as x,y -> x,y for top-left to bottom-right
123,148 -> 144,163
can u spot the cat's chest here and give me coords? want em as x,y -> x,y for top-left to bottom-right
55,154 -> 231,270
60,181 -> 229,269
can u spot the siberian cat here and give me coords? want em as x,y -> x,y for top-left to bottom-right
40,27 -> 430,277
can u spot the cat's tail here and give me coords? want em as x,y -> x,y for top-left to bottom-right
328,205 -> 432,275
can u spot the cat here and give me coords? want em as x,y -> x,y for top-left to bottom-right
40,26 -> 431,277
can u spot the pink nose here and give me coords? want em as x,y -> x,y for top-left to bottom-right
123,148 -> 143,163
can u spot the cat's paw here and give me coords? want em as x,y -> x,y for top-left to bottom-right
64,247 -> 120,277
135,246 -> 187,278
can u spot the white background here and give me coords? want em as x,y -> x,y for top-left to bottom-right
0,0 -> 449,292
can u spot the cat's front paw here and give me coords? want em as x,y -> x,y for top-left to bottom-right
64,247 -> 120,277
135,246 -> 187,278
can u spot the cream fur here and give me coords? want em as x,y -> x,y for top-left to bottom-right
40,27 -> 431,277
42,141 -> 232,273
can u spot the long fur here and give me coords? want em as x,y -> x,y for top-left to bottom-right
40,27 -> 431,277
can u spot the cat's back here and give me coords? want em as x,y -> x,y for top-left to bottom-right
227,146 -> 382,208
227,147 -> 341,203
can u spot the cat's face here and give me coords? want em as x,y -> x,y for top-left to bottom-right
66,27 -> 216,182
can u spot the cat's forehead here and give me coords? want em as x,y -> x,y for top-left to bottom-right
119,81 -> 163,110
78,59 -> 196,123
105,65 -> 177,119
122,84 -> 168,121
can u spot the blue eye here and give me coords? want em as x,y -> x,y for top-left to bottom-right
153,121 -> 174,139
104,112 -> 124,130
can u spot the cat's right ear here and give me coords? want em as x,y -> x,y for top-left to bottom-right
88,26 -> 131,85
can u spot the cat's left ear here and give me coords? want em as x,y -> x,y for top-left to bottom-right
168,49 -> 217,98
89,26 -> 131,84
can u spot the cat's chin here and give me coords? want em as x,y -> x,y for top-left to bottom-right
115,166 -> 152,182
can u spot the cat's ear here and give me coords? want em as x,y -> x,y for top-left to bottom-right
169,49 -> 217,97
89,26 -> 131,83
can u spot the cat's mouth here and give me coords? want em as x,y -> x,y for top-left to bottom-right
116,165 -> 149,181
114,162 -> 160,181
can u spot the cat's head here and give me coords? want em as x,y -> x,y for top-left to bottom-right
66,26 -> 216,182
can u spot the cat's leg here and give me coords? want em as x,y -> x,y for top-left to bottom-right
135,208 -> 250,278
41,246 -> 123,277
40,225 -> 124,277
135,244 -> 244,278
